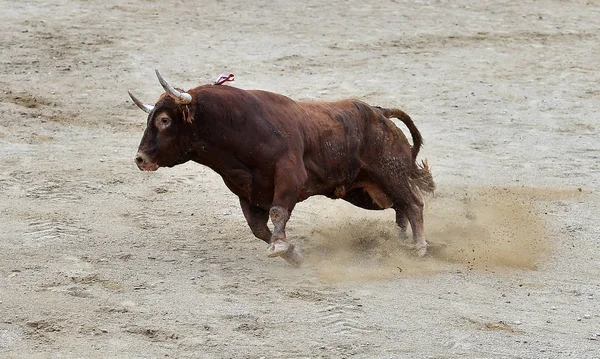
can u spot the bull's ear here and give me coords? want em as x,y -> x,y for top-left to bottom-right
128,91 -> 154,113
183,105 -> 194,124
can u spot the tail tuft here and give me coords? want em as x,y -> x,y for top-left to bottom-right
412,159 -> 436,195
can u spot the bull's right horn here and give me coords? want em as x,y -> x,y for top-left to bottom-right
128,91 -> 154,113
155,70 -> 192,104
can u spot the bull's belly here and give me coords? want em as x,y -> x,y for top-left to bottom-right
297,173 -> 349,202
350,182 -> 393,209
221,166 -> 392,210
298,175 -> 392,210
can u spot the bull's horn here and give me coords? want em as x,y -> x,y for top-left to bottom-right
128,91 -> 154,113
155,70 -> 192,104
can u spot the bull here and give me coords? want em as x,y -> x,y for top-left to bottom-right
129,71 -> 435,266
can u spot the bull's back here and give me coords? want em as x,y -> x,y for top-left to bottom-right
241,90 -> 411,168
241,90 -> 411,191
293,100 -> 376,192
297,99 -> 373,146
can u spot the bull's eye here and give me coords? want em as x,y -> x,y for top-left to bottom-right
156,116 -> 171,130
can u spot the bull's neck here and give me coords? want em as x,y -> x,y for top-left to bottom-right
188,87 -> 257,171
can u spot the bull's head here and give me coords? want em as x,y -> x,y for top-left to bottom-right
129,70 -> 195,171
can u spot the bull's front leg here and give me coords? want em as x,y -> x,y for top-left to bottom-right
239,197 -> 271,243
265,160 -> 306,267
267,205 -> 303,267
267,205 -> 290,255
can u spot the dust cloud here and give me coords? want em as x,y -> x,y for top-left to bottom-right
301,186 -> 580,282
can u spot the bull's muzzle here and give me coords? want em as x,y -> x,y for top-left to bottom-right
135,152 -> 159,171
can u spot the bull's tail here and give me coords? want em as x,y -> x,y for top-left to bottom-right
378,107 -> 423,161
377,107 -> 435,195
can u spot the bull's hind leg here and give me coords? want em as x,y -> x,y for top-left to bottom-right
345,184 -> 411,241
370,170 -> 428,256
239,197 -> 302,267
405,200 -> 428,257
394,208 -> 410,241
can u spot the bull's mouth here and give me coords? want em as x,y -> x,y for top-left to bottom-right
138,162 -> 159,171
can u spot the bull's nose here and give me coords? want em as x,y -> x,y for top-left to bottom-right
135,152 -> 150,170
134,154 -> 145,168
135,152 -> 158,171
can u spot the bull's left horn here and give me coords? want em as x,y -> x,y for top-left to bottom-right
128,91 -> 154,113
155,70 -> 192,104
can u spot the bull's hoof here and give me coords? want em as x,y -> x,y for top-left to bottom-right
281,245 -> 303,267
267,240 -> 291,258
415,242 -> 428,258
398,229 -> 410,242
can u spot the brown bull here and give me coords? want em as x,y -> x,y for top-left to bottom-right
129,71 -> 435,266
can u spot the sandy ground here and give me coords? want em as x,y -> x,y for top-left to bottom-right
1,0 -> 599,358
